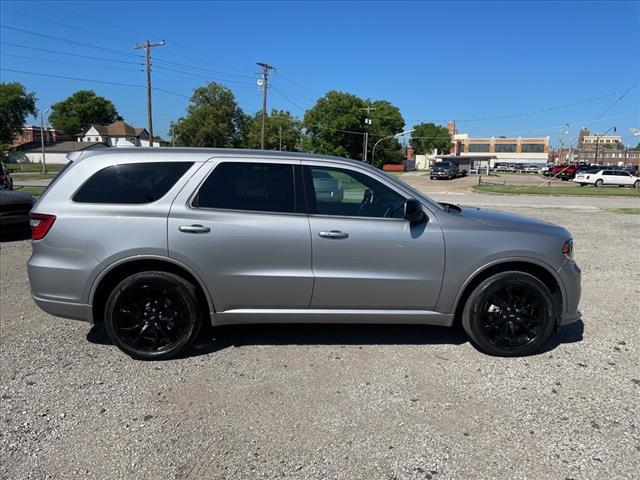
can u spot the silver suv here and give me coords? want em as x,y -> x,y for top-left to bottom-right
28,149 -> 581,360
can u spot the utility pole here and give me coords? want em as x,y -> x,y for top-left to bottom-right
134,40 -> 165,147
39,108 -> 49,174
361,106 -> 376,163
257,62 -> 276,149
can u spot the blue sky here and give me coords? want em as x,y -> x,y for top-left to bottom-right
1,0 -> 638,147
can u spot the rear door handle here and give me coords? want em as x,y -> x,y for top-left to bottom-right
318,230 -> 349,239
179,224 -> 211,234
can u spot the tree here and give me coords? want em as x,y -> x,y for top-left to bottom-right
366,100 -> 405,166
0,82 -> 37,144
302,91 -> 365,159
301,91 -> 405,164
243,109 -> 301,151
409,123 -> 453,155
632,142 -> 640,151
171,82 -> 246,147
49,90 -> 121,136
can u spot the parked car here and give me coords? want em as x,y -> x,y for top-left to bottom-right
573,169 -> 640,188
551,164 -> 578,181
1,187 -> 35,234
28,148 -> 581,360
312,169 -> 344,202
496,165 -> 509,172
523,165 -> 540,174
430,161 -> 459,180
1,161 -> 14,190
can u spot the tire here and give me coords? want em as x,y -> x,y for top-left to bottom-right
635,180 -> 640,189
104,271 -> 202,360
462,271 -> 556,357
595,179 -> 603,187
578,183 -> 586,187
430,176 -> 434,180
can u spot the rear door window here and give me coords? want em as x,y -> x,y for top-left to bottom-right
73,162 -> 193,204
194,162 -> 296,214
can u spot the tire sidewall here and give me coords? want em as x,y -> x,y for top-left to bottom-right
104,271 -> 201,360
462,271 -> 556,357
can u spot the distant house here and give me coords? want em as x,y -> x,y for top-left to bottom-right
78,121 -> 168,147
11,125 -> 70,150
8,141 -> 108,164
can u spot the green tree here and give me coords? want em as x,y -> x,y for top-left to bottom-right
49,90 -> 121,136
243,109 -> 301,151
171,82 -> 246,147
367,100 -> 405,166
301,91 -> 405,165
632,142 -> 640,151
302,91 -> 365,159
409,123 -> 453,155
0,82 -> 37,144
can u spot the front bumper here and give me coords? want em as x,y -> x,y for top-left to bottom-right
557,260 -> 582,326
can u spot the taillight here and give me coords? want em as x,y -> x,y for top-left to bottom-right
562,239 -> 573,261
30,214 -> 56,240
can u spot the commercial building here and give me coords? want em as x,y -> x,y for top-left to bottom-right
11,125 -> 62,150
574,128 -> 638,166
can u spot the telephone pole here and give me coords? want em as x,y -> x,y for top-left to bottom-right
361,106 -> 376,163
257,62 -> 276,149
134,40 -> 165,147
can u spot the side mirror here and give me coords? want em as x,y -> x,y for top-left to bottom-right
404,198 -> 426,223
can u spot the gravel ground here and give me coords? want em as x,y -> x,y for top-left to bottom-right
1,207 -> 639,480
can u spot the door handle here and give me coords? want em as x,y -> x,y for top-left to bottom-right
318,230 -> 349,239
179,224 -> 211,234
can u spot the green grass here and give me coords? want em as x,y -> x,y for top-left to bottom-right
606,208 -> 640,214
4,163 -> 63,173
12,186 -> 46,197
10,172 -> 57,180
473,184 -> 640,197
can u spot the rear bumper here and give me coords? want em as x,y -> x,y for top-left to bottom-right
32,294 -> 93,323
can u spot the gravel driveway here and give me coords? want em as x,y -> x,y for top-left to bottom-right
1,207 -> 639,480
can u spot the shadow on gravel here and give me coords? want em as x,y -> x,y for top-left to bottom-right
86,319 -> 585,359
539,319 -> 585,354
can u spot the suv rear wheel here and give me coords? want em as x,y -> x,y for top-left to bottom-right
104,271 -> 202,360
462,271 -> 556,356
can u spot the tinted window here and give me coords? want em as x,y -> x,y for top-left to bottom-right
468,143 -> 490,152
306,166 -> 405,219
74,162 -> 192,204
495,143 -> 517,153
521,143 -> 545,153
196,162 -> 295,213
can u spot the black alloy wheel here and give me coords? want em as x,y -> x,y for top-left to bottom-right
104,271 -> 201,360
462,271 -> 556,356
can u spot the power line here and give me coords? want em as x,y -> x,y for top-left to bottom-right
1,68 -> 191,100
0,68 -> 144,88
0,24 -> 142,59
152,65 -> 256,86
587,83 -> 638,128
270,84 -> 308,112
0,6 -> 134,45
0,42 -> 143,65
0,53 -> 142,72
152,57 -> 255,80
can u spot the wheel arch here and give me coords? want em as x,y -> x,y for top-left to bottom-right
451,259 -> 564,327
89,256 -> 214,325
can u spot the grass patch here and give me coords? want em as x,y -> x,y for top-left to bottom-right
606,208 -> 640,214
10,172 -> 57,180
13,186 -> 46,197
4,163 -> 63,173
473,184 -> 640,197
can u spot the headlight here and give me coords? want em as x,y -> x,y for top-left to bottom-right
562,239 -> 574,261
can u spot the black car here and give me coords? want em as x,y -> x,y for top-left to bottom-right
430,161 -> 459,180
0,188 -> 35,235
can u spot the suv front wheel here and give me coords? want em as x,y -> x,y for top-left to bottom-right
462,271 -> 556,356
104,271 -> 202,360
